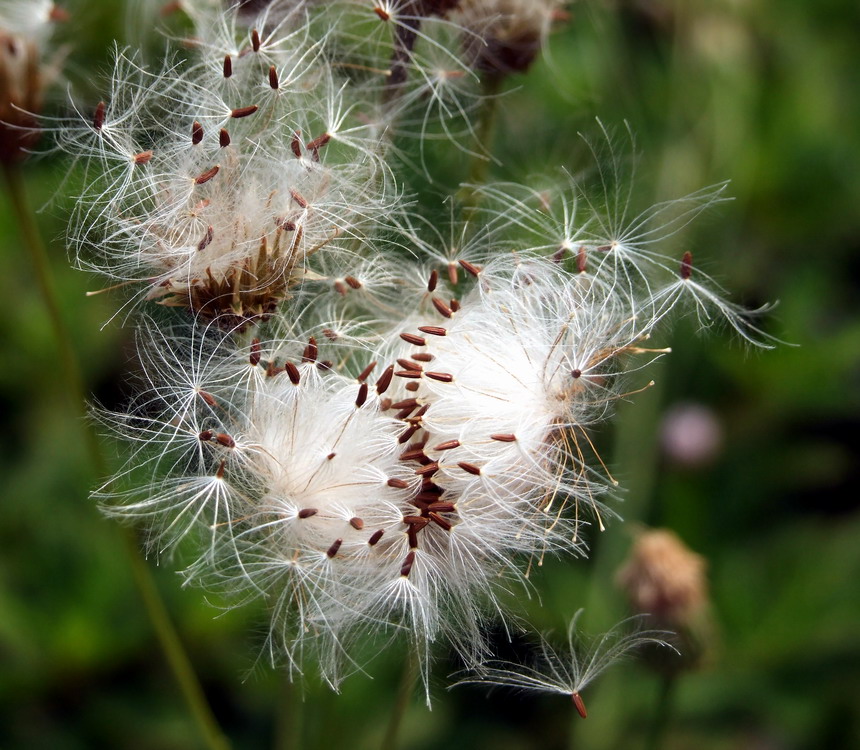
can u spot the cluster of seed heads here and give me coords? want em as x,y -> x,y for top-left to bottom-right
7,0 -> 773,702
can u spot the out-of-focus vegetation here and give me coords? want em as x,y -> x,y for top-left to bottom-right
1,1 -> 858,748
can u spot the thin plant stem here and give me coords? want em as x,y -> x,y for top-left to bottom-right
380,650 -> 419,750
459,74 -> 502,215
644,673 -> 676,750
3,162 -> 231,750
274,676 -> 302,750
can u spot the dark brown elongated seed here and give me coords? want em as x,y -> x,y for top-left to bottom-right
391,398 -> 418,409
215,433 -> 235,448
376,365 -> 394,394
368,529 -> 384,546
399,333 -> 426,346
291,131 -> 302,158
298,508 -> 318,519
344,275 -> 361,289
411,353 -> 434,362
357,361 -> 377,382
302,337 -> 318,362
573,692 -> 588,719
268,65 -> 279,89
432,439 -> 460,451
194,165 -> 220,184
251,29 -> 261,52
198,390 -> 217,407
680,251 -> 693,280
428,512 -> 452,531
197,225 -> 214,251
349,517 -> 364,530
418,326 -> 446,336
398,425 -> 420,444
577,246 -> 587,273
431,297 -> 453,318
219,128 -> 230,147
223,54 -> 232,78
396,358 -> 422,372
93,101 -> 105,131
450,298 -> 461,312
231,105 -> 258,119
425,371 -> 453,383
427,501 -> 455,512
290,188 -> 308,208
133,150 -> 153,165
405,382 -> 420,392
457,461 -> 481,475
395,370 -> 422,379
191,120 -> 203,145
326,538 -> 342,558
355,382 -> 368,408
198,430 -> 213,442
458,259 -> 481,276
285,361 -> 301,385
400,551 -> 416,577
427,269 -> 438,292
306,132 -> 331,152
387,478 -> 409,488
415,462 -> 439,476
250,339 -> 261,367
490,433 -> 517,442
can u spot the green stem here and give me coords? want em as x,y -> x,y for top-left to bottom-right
380,651 -> 418,750
459,75 -> 503,216
3,163 -> 231,750
644,674 -> 677,750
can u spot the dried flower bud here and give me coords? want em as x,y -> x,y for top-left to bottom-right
616,528 -> 713,673
452,0 -> 567,77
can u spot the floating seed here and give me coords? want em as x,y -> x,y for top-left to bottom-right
219,128 -> 230,148
431,297 -> 453,318
285,361 -> 301,385
458,259 -> 481,277
326,538 -> 342,558
458,461 -> 481,475
376,365 -> 394,394
387,478 -> 409,488
425,371 -> 453,383
349,517 -> 364,530
194,165 -> 220,184
490,433 -> 517,442
298,508 -> 318,519
418,326 -> 446,337
223,54 -> 232,78
231,105 -> 258,119
368,529 -> 384,546
93,101 -> 105,131
250,339 -> 261,367
399,333 -> 426,346
680,251 -> 693,280
191,120 -> 203,145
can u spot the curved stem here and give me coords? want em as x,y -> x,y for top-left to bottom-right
644,674 -> 676,750
3,163 -> 231,750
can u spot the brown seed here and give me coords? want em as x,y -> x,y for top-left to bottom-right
302,337 -> 318,363
323,328 -> 338,340
197,225 -> 214,251
133,150 -> 153,165
368,529 -> 385,546
398,425 -> 420,444
317,360 -> 332,371
415,462 -> 439,477
231,105 -> 259,119
432,439 -> 460,451
405,382 -> 420,392
355,382 -> 369,408
399,333 -> 426,346
571,369 -> 582,379
427,501 -> 456,513
457,461 -> 481,475
572,692 -> 588,719
93,101 -> 106,131
458,259 -> 481,277
450,298 -> 461,312
448,262 -> 459,285
219,128 -> 231,148
250,339 -> 261,367
290,188 -> 309,208
306,132 -> 331,152
399,447 -> 427,462
345,275 -> 362,289
597,244 -> 613,252
395,405 -> 417,420
198,430 -> 213,442
376,364 -> 394,394
349,517 -> 364,530
402,515 -> 427,526
577,246 -> 587,273
290,130 -> 302,158
391,398 -> 418,410
411,353 -> 434,362
425,371 -> 453,383
285,361 -> 301,385
298,508 -> 318,519
194,165 -> 220,184
396,358 -> 422,372
223,54 -> 232,78
266,64 -> 279,89
251,28 -> 261,52
198,390 -> 217,407
418,326 -> 446,337
216,459 -> 226,479
326,538 -> 342,558
327,452 -> 336,460
490,433 -> 517,442
191,120 -> 204,145
395,370 -> 422,379
400,551 -> 416,577
680,251 -> 693,280
357,361 -> 377,382
215,433 -> 235,448
387,478 -> 409,489
428,512 -> 452,531
431,297 -> 453,318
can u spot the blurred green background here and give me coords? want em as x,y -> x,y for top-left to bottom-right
1,1 -> 858,748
